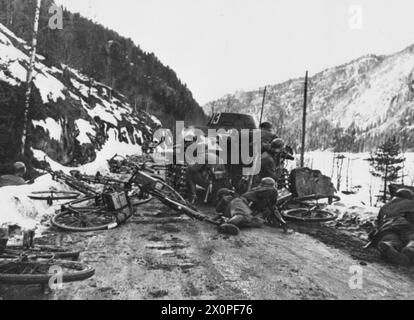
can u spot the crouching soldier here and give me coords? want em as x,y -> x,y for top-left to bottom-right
252,138 -> 293,189
0,162 -> 27,187
366,189 -> 414,266
186,150 -> 227,205
215,178 -> 290,236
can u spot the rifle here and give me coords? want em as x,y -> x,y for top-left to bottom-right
264,198 -> 289,233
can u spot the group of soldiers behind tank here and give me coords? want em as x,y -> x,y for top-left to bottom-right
185,122 -> 294,236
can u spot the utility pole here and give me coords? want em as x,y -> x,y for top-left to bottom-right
259,86 -> 267,126
21,0 -> 41,155
300,71 -> 309,168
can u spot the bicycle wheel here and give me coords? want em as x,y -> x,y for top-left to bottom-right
283,207 -> 337,223
283,194 -> 340,210
51,208 -> 117,232
2,246 -> 81,261
29,191 -> 80,201
0,260 -> 95,285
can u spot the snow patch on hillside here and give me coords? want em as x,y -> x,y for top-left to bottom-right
32,70 -> 66,103
33,128 -> 142,175
150,115 -> 162,127
75,119 -> 96,144
32,118 -> 63,141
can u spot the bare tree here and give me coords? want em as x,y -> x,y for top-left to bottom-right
335,154 -> 345,191
20,0 -> 41,155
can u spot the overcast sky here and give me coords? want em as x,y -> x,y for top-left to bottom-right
55,0 -> 414,105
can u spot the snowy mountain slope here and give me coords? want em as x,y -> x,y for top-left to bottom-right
204,46 -> 414,152
0,22 -> 162,167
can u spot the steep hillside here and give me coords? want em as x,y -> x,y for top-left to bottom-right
0,0 -> 206,129
0,21 -> 161,171
204,48 -> 414,152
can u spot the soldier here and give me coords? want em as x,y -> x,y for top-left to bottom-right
366,189 -> 414,266
256,138 -> 286,184
0,162 -> 27,187
259,122 -> 278,152
250,122 -> 278,154
216,178 -> 290,235
186,149 -> 226,205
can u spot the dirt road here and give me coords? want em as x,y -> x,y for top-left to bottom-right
1,200 -> 414,300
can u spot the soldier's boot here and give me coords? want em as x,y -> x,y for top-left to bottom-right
378,241 -> 410,266
402,241 -> 414,265
218,224 -> 240,236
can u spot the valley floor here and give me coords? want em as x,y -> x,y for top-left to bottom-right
1,200 -> 414,300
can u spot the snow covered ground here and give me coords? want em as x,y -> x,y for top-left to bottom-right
0,175 -> 74,235
0,128 -> 144,234
294,151 -> 414,225
300,151 -> 414,204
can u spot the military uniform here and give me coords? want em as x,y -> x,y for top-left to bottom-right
368,191 -> 414,265
0,175 -> 26,187
251,130 -> 278,154
216,183 -> 280,235
186,151 -> 226,202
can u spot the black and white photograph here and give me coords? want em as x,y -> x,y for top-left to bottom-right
0,0 -> 414,304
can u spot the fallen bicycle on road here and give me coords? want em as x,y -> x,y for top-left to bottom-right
279,194 -> 340,223
0,260 -> 95,285
0,244 -> 81,261
51,191 -> 134,232
0,242 -> 94,286
45,168 -> 100,196
70,171 -> 153,207
129,162 -> 220,226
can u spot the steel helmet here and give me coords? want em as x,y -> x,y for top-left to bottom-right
13,162 -> 26,173
395,189 -> 414,200
271,138 -> 285,150
259,177 -> 276,188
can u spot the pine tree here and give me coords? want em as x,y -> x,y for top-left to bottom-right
369,137 -> 406,202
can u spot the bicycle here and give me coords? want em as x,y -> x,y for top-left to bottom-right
51,192 -> 133,232
0,245 -> 81,261
46,168 -> 99,196
128,162 -> 220,225
0,243 -> 94,285
73,171 -> 153,207
279,194 -> 340,223
49,159 -> 225,232
0,260 -> 95,285
49,160 -> 173,232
